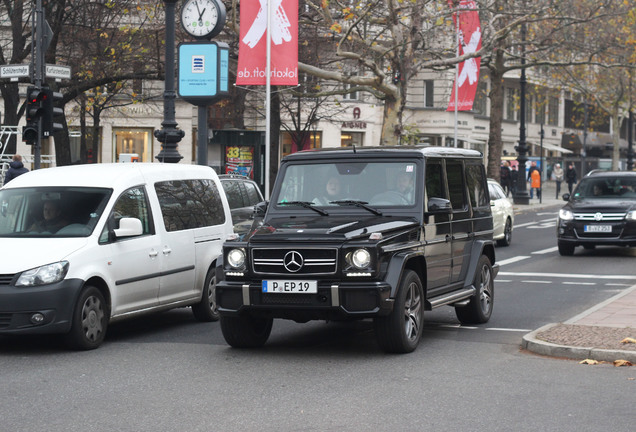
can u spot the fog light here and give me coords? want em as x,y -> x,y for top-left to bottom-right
30,313 -> 45,325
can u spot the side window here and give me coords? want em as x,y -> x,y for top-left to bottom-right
244,182 -> 262,206
221,180 -> 245,209
155,179 -> 226,232
425,161 -> 445,200
99,186 -> 153,243
445,162 -> 466,211
466,164 -> 488,208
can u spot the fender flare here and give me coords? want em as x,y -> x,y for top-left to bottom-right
385,250 -> 426,298
463,240 -> 497,289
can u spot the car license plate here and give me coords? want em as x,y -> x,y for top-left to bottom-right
262,280 -> 317,293
584,225 -> 612,233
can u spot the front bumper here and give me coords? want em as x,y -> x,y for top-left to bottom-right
216,279 -> 394,321
0,278 -> 84,335
557,219 -> 636,247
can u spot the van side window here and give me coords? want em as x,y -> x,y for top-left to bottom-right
155,179 -> 226,231
465,163 -> 488,208
425,161 -> 445,200
99,186 -> 153,243
221,180 -> 244,209
445,162 -> 466,210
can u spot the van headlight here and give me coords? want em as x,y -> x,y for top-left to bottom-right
558,209 -> 574,221
227,248 -> 246,269
16,261 -> 69,287
626,210 -> 636,221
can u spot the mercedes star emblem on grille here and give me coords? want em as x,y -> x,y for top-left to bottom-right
283,251 -> 304,272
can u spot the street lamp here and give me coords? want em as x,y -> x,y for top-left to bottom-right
513,21 -> 530,205
155,0 -> 184,163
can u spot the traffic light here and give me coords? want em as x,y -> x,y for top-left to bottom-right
22,86 -> 47,145
43,88 -> 64,137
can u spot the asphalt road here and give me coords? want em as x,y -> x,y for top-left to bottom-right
1,204 -> 635,431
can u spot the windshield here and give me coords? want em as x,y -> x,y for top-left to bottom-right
0,187 -> 112,237
573,177 -> 636,199
275,161 -> 417,208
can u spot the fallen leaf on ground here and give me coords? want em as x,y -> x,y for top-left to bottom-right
620,337 -> 636,344
614,359 -> 633,367
579,359 -> 599,365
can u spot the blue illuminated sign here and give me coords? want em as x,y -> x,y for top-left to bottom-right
178,41 -> 230,106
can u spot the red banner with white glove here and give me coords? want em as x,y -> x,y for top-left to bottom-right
447,0 -> 481,111
236,0 -> 298,85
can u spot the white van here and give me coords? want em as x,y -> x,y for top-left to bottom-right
0,163 -> 233,349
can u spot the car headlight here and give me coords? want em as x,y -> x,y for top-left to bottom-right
227,248 -> 246,269
626,210 -> 636,221
558,209 -> 574,221
16,261 -> 69,287
347,248 -> 371,269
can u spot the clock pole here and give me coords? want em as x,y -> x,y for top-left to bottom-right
155,0 -> 184,163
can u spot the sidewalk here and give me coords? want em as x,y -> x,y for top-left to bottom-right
507,180 -> 636,363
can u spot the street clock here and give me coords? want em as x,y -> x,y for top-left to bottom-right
181,0 -> 226,40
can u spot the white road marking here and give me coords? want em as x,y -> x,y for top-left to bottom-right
532,246 -> 558,254
605,283 -> 633,287
521,280 -> 551,284
434,325 -> 531,332
486,328 -> 531,332
537,212 -> 557,216
498,272 -> 636,280
497,256 -> 531,266
563,281 -> 596,285
515,218 -> 555,228
496,279 -> 512,282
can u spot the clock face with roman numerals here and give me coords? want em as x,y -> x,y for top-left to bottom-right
181,0 -> 226,39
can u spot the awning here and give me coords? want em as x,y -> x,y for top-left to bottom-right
459,137 -> 487,145
528,140 -> 573,154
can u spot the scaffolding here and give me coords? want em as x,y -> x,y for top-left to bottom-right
1,125 -> 55,186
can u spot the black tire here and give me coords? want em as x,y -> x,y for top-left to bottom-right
558,242 -> 575,256
455,255 -> 494,325
64,285 -> 108,350
374,269 -> 424,354
220,315 -> 273,348
192,268 -> 219,322
497,218 -> 512,247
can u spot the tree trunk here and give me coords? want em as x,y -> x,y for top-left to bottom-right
611,110 -> 621,171
486,48 -> 506,179
380,95 -> 401,146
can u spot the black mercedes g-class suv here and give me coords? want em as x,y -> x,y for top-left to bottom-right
216,146 -> 498,353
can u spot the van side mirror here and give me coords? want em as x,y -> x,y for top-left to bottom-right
427,197 -> 452,213
254,200 -> 268,217
113,217 -> 143,238
562,193 -> 570,201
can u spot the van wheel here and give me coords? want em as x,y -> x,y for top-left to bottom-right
192,269 -> 219,322
455,255 -> 494,325
64,286 -> 108,350
220,315 -> 273,348
497,218 -> 512,246
374,270 -> 424,353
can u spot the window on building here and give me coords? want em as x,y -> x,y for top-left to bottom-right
505,88 -> 518,121
341,132 -> 364,147
548,96 -> 559,126
526,94 -> 533,123
343,82 -> 358,100
473,81 -> 488,116
424,80 -> 434,107
535,93 -> 546,125
113,128 -> 153,162
281,131 -> 322,157
69,127 -> 101,164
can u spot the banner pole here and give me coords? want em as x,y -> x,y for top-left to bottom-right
454,7 -> 459,148
265,0 -> 272,199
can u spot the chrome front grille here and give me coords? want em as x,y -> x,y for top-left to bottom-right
573,212 -> 625,221
252,248 -> 338,275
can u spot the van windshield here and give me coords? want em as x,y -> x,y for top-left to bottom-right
0,187 -> 112,237
275,161 -> 418,208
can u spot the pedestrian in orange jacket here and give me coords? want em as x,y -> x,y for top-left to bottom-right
530,168 -> 541,199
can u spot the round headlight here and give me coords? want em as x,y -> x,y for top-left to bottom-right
227,248 -> 246,268
351,248 -> 371,269
558,209 -> 574,221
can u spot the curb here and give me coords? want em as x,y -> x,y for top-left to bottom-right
522,323 -> 636,363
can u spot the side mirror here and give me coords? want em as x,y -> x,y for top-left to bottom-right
427,197 -> 452,213
114,217 -> 143,238
562,193 -> 570,201
254,200 -> 268,217
490,200 -> 495,207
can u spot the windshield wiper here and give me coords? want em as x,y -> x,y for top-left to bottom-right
330,200 -> 383,216
277,201 -> 329,216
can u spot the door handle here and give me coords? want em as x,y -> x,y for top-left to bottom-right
149,250 -> 158,258
162,247 -> 172,255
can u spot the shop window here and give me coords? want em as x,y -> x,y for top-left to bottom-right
113,128 -> 153,162
281,131 -> 322,157
341,132 -> 363,147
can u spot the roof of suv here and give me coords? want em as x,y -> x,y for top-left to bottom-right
282,145 -> 483,161
585,171 -> 636,178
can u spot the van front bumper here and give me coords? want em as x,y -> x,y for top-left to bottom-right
0,278 -> 84,335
